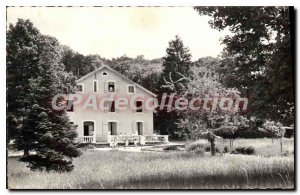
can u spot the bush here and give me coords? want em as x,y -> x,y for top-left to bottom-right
231,146 -> 255,155
163,145 -> 179,151
205,146 -> 220,153
223,146 -> 229,153
185,142 -> 206,151
77,143 -> 96,149
193,147 -> 205,155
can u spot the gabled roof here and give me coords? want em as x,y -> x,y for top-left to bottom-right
77,65 -> 157,97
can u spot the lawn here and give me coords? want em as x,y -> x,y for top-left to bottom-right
7,138 -> 294,189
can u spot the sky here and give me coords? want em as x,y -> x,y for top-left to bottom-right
7,7 -> 229,61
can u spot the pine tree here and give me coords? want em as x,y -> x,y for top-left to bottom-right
156,35 -> 192,138
159,35 -> 192,93
19,35 -> 81,172
7,19 -> 41,141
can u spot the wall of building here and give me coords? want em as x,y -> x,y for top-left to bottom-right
67,66 -> 155,142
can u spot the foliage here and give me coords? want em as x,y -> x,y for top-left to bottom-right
169,65 -> 246,155
6,19 -> 42,141
109,55 -> 163,93
159,35 -> 192,93
156,36 -> 192,138
194,7 -> 294,125
231,146 -> 255,155
259,120 -> 286,138
7,19 -> 81,172
223,146 -> 229,153
185,142 -> 206,151
163,145 -> 179,151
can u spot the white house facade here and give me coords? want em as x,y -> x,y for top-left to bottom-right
67,65 -> 168,145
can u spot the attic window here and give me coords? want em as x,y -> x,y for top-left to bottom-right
102,72 -> 108,76
76,84 -> 83,92
128,85 -> 135,94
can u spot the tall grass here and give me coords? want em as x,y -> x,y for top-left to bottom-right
8,149 -> 294,189
188,138 -> 294,156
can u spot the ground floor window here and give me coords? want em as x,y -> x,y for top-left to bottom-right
137,122 -> 144,135
83,121 -> 94,136
108,122 -> 117,135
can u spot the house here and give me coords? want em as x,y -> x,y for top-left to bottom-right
67,65 -> 168,145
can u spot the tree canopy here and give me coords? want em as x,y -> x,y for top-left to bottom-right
194,7 -> 294,125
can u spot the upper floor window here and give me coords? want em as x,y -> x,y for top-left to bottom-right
128,85 -> 135,94
108,101 -> 115,112
66,100 -> 74,112
136,101 -> 143,113
93,80 -> 98,92
102,72 -> 108,76
76,84 -> 83,92
108,82 -> 115,92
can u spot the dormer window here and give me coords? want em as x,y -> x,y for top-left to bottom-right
108,82 -> 115,92
76,84 -> 83,92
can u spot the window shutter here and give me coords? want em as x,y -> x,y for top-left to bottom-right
104,81 -> 107,93
144,121 -> 147,135
115,81 -> 119,93
102,121 -> 108,134
132,120 -> 136,134
104,101 -> 108,113
118,122 -> 122,134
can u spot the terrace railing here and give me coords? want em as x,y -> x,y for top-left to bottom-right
108,135 -> 168,145
78,136 -> 96,143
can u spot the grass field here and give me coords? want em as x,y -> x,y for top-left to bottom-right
7,138 -> 294,189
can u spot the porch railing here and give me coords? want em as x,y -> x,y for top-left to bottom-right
108,135 -> 168,145
78,136 -> 96,143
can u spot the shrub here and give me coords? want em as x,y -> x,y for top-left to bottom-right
163,145 -> 179,151
245,146 -> 255,155
193,147 -> 205,155
205,146 -> 211,152
77,143 -> 96,149
231,146 -> 255,155
185,142 -> 206,151
223,146 -> 229,153
205,146 -> 220,153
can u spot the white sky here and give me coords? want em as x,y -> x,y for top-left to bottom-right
7,7 -> 228,60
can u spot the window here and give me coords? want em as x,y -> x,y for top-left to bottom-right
108,122 -> 117,135
76,84 -> 83,92
102,72 -> 108,76
83,121 -> 94,136
137,122 -> 144,135
136,101 -> 143,112
108,82 -> 115,92
108,101 -> 115,112
93,81 -> 98,92
66,100 -> 74,112
128,85 -> 135,93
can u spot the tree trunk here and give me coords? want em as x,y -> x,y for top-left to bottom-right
24,149 -> 29,157
280,137 -> 283,152
271,136 -> 274,144
210,138 -> 216,156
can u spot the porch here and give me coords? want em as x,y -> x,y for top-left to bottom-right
77,135 -> 169,145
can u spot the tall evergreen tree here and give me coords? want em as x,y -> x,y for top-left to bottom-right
7,19 -> 41,141
156,36 -> 192,138
18,35 -> 81,172
158,35 -> 192,93
7,19 -> 81,172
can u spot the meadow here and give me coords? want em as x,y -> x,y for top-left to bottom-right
7,138 -> 294,189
